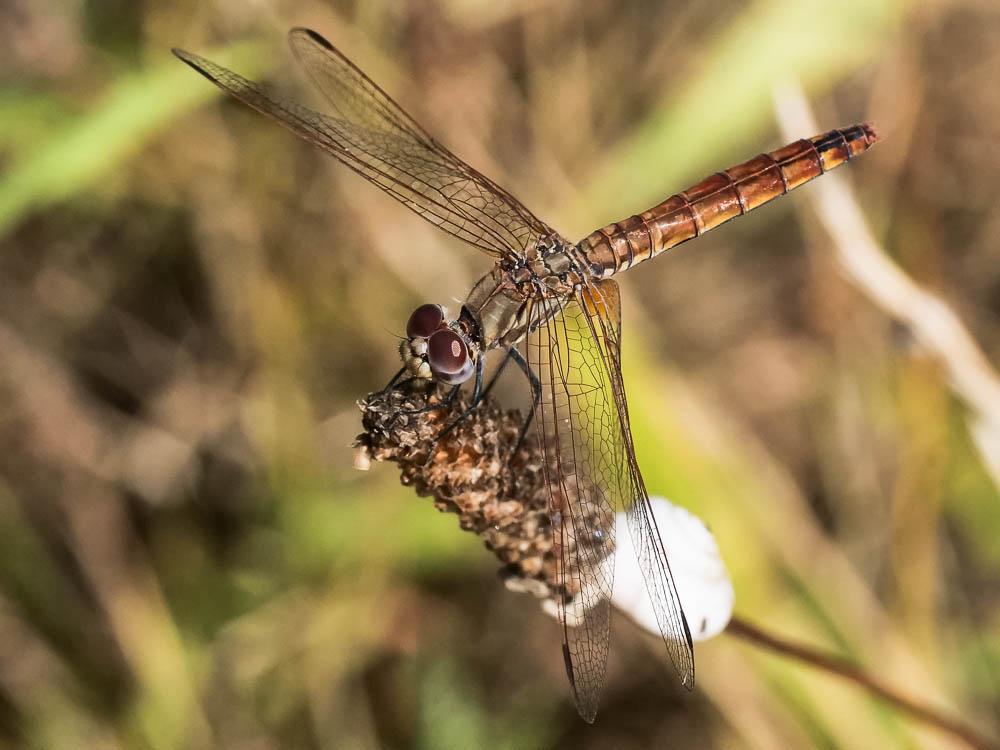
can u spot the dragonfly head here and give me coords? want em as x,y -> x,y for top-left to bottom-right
399,304 -> 475,385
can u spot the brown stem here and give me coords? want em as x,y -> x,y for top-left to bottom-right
726,615 -> 999,750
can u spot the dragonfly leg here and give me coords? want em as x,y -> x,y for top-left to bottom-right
507,348 -> 540,453
492,347 -> 541,496
421,356 -> 486,466
468,347 -> 541,461
378,366 -> 408,395
469,354 -> 484,405
481,348 -> 515,399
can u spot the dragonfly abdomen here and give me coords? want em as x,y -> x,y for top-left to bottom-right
580,123 -> 878,276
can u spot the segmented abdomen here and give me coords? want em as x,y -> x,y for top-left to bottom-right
579,123 -> 878,276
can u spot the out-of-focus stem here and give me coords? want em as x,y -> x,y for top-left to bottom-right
772,80 -> 1000,493
727,615 -> 999,750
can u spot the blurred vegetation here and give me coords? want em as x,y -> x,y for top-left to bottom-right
1,0 -> 998,748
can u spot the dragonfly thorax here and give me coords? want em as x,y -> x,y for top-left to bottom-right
502,241 -> 593,296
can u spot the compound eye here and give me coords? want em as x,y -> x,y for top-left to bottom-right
406,304 -> 445,339
427,329 -> 474,384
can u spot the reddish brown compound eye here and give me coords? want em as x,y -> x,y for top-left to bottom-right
427,329 -> 474,384
406,304 -> 444,339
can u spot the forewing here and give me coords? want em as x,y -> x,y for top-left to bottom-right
581,279 -> 695,688
287,29 -> 555,256
525,280 -> 694,721
173,30 -> 557,259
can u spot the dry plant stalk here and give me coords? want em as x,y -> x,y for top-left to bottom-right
773,81 -> 1000,492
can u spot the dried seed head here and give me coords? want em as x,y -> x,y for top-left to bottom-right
355,381 -> 614,603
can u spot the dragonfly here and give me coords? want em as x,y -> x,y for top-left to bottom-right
174,28 -> 877,723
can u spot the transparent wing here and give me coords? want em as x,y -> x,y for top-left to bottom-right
525,280 -> 694,722
585,280 -> 695,688
173,29 -> 558,259
526,292 -> 617,723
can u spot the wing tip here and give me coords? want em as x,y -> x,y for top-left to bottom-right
681,667 -> 696,692
563,642 -> 601,723
171,48 -> 216,82
290,26 -> 335,52
677,619 -> 696,691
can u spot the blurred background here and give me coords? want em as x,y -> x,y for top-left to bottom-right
2,0 -> 999,747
